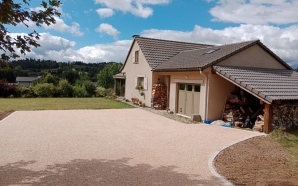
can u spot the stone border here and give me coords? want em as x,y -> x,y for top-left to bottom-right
0,111 -> 16,124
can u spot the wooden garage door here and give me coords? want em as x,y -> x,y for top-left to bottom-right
178,84 -> 200,116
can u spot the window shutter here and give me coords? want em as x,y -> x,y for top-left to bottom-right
144,77 -> 148,90
134,77 -> 138,88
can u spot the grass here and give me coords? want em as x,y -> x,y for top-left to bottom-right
270,129 -> 298,162
0,98 -> 133,113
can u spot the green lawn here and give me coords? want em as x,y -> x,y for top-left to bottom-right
270,130 -> 298,162
0,98 -> 133,112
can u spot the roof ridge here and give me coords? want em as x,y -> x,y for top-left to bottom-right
219,39 -> 259,46
178,40 -> 259,53
135,36 -> 213,47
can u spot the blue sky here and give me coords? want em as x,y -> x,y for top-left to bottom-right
8,0 -> 298,67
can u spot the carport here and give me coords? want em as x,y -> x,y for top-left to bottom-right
214,65 -> 298,133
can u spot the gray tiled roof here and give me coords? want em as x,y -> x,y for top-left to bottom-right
155,40 -> 260,71
135,37 -> 212,70
214,66 -> 298,103
16,77 -> 40,82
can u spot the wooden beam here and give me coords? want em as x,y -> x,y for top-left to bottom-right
264,104 -> 273,134
114,79 -> 116,95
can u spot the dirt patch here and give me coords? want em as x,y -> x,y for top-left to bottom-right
0,111 -> 13,121
214,136 -> 298,186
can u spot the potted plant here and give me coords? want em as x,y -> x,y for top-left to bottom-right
135,85 -> 143,91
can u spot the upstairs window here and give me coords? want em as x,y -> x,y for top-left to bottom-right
134,50 -> 139,64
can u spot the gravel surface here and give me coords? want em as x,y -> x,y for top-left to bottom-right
214,136 -> 298,186
0,109 -> 263,185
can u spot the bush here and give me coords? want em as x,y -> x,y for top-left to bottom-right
58,79 -> 73,97
95,86 -> 107,97
18,86 -> 36,98
0,79 -> 18,97
106,88 -> 115,96
73,85 -> 88,97
34,83 -> 55,97
83,81 -> 96,97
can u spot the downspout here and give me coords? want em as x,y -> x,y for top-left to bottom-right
200,69 -> 208,122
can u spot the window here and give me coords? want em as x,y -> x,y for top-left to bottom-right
187,85 -> 192,91
135,76 -> 147,90
194,85 -> 200,92
134,50 -> 139,63
137,77 -> 144,89
179,84 -> 185,90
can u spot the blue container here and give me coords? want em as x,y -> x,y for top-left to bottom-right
204,119 -> 212,124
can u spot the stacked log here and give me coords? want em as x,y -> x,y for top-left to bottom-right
253,115 -> 264,132
272,101 -> 298,130
151,83 -> 167,110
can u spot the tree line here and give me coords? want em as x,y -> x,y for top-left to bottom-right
0,58 -> 114,82
0,59 -> 123,98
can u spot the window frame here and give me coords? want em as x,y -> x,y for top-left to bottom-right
134,50 -> 139,64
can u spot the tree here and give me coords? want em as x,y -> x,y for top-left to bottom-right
63,70 -> 80,85
0,0 -> 62,60
97,63 -> 122,89
42,73 -> 59,85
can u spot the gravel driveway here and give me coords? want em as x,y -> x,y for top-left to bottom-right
0,109 -> 263,185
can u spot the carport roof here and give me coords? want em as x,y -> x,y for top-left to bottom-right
213,66 -> 298,103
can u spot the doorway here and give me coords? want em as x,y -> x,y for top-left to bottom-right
178,83 -> 200,116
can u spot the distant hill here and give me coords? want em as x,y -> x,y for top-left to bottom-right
2,58 -> 122,82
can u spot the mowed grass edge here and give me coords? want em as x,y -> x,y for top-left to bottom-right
0,98 -> 134,113
270,130 -> 298,163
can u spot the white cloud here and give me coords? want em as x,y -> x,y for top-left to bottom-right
96,8 -> 115,18
9,24 -> 298,68
77,40 -> 131,62
94,0 -> 170,18
209,0 -> 298,24
141,24 -> 298,67
24,6 -> 84,36
96,23 -> 120,40
10,32 -> 131,63
44,17 -> 84,36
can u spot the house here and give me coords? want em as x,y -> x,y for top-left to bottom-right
16,76 -> 41,87
119,35 -> 298,133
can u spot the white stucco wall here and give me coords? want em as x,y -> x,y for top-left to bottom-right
121,42 -> 153,107
218,45 -> 287,69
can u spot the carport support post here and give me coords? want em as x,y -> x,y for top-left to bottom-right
114,79 -> 117,95
264,104 -> 272,134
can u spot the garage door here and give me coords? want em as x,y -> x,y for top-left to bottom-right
178,84 -> 200,116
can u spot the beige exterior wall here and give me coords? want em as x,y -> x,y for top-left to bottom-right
218,45 -> 287,69
18,81 -> 34,87
156,71 -> 207,119
121,42 -> 153,107
206,72 -> 235,120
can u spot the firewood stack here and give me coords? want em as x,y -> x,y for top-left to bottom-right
151,83 -> 167,110
253,115 -> 264,132
222,94 -> 248,124
272,101 -> 298,130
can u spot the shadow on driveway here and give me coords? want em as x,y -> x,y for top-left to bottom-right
0,158 -> 218,186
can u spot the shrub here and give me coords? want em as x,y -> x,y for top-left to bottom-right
73,85 -> 88,97
0,79 -> 18,98
34,83 -> 55,97
19,86 -> 36,98
58,79 -> 73,97
95,86 -> 107,97
106,88 -> 115,96
83,81 -> 96,97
